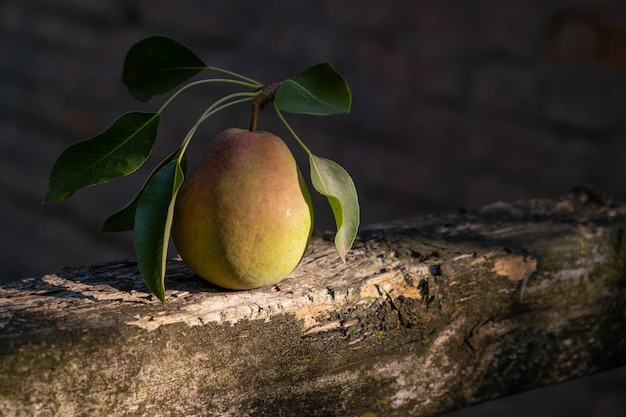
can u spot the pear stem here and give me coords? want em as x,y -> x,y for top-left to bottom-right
249,82 -> 281,132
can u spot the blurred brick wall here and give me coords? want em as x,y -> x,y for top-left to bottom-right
2,0 -> 626,281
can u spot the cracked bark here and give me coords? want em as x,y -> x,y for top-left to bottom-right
1,191 -> 626,417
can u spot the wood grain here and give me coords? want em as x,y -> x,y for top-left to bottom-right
2,191 -> 625,416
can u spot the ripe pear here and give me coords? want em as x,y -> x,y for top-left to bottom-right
172,128 -> 313,290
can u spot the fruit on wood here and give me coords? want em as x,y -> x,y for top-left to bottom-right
172,128 -> 313,290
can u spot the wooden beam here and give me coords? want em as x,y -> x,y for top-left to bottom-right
2,191 -> 626,416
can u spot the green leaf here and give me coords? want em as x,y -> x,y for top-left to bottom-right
309,154 -> 359,261
45,112 -> 160,202
134,160 -> 185,304
275,63 -> 352,115
102,149 -> 186,232
122,36 -> 207,102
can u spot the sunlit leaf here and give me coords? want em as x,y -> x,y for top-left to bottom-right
309,154 -> 359,261
122,36 -> 207,102
45,112 -> 159,202
103,149 -> 186,232
275,63 -> 351,115
134,160 -> 185,304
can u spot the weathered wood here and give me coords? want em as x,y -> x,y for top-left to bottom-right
2,191 -> 626,417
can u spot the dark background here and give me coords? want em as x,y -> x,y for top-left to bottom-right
1,0 -> 625,415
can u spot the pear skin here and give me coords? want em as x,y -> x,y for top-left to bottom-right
172,128 -> 313,289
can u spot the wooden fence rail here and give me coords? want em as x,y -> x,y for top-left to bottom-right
2,191 -> 626,416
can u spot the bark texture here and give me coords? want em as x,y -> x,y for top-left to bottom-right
2,191 -> 626,417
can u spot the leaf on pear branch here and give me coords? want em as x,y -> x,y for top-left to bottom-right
45,112 -> 160,202
309,154 -> 359,261
122,36 -> 207,102
275,63 -> 352,116
103,149 -> 186,232
134,159 -> 185,304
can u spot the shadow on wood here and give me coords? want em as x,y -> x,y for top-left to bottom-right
1,190 -> 626,416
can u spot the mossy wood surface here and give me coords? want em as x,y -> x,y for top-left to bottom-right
2,192 -> 626,417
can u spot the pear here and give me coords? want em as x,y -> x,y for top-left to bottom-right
172,128 -> 313,290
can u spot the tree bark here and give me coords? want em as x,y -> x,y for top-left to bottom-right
2,191 -> 626,417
